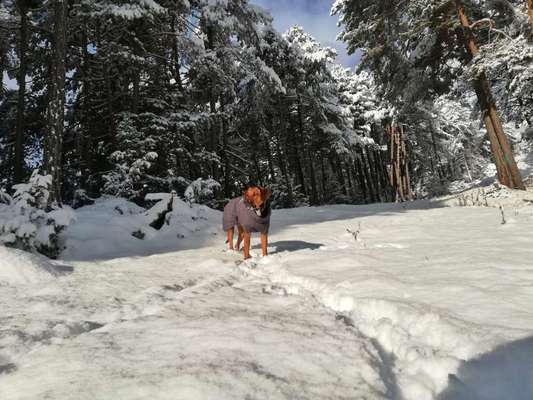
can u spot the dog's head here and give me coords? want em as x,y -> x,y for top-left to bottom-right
244,186 -> 272,210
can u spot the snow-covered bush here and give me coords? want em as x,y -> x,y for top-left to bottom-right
0,170 -> 75,258
184,178 -> 221,207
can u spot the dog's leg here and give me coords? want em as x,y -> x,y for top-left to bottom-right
243,231 -> 252,259
236,225 -> 244,251
261,232 -> 268,257
227,228 -> 234,250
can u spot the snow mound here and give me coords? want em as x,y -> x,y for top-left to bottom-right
61,195 -> 221,261
0,246 -> 63,285
434,182 -> 533,208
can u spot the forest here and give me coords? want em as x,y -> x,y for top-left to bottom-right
1,0 -> 532,209
2,3 -> 533,398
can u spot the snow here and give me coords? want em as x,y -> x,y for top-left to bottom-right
60,196 -> 220,261
1,192 -> 533,399
0,246 -> 68,285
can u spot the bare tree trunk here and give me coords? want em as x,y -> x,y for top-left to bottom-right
387,124 -> 412,202
387,125 -> 400,201
376,149 -> 393,201
204,24 -> 219,179
455,0 -> 524,189
365,147 -> 381,202
104,62 -> 114,134
277,100 -> 294,206
330,156 -> 346,196
341,160 -> 353,197
221,101 -> 230,197
527,0 -> 533,39
79,30 -> 93,191
14,0 -> 28,183
170,14 -> 184,91
293,97 -> 308,195
399,125 -> 412,200
353,155 -> 367,202
132,72 -> 140,113
265,138 -> 276,183
44,0 -> 67,203
429,122 -> 446,185
319,154 -> 327,200
307,150 -> 318,205
387,124 -> 394,192
360,146 -> 377,202
394,127 -> 404,201
276,138 -> 294,207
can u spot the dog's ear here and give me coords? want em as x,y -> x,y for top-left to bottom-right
261,187 -> 272,201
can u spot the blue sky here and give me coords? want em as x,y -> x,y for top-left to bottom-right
251,0 -> 360,68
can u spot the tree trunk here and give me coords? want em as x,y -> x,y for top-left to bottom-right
295,95 -> 310,197
291,100 -> 307,195
366,147 -> 382,202
347,160 -> 358,199
387,124 -> 412,202
429,122 -> 446,185
276,138 -> 293,207
387,125 -> 400,201
376,149 -> 393,201
170,14 -> 184,91
104,61 -> 114,135
330,156 -> 346,196
265,138 -> 276,183
132,71 -> 140,113
44,0 -> 67,203
394,127 -> 404,201
353,155 -> 367,202
14,0 -> 28,183
455,0 -> 525,189
399,125 -> 412,201
319,154 -> 327,201
360,146 -> 377,202
527,0 -> 533,39
307,150 -> 318,205
79,30 -> 93,191
205,23 -> 218,179
277,100 -> 294,206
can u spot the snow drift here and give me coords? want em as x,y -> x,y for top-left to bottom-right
61,195 -> 220,261
0,246 -> 67,285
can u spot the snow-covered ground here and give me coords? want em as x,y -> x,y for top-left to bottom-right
1,194 -> 533,399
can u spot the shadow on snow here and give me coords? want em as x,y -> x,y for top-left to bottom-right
438,336 -> 533,400
252,240 -> 323,254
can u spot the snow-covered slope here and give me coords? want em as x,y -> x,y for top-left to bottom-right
1,196 -> 533,399
0,246 -> 70,285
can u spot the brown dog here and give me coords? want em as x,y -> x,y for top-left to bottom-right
222,186 -> 272,260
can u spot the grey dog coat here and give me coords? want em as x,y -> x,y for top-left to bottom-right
222,197 -> 271,234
